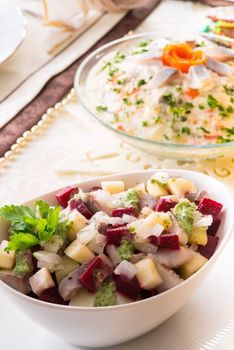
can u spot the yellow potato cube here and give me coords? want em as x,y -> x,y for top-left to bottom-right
179,252 -> 208,279
101,181 -> 124,194
144,211 -> 172,230
69,288 -> 95,307
135,258 -> 162,290
0,240 -> 15,269
65,239 -> 95,264
189,226 -> 208,246
146,179 -> 169,197
55,255 -> 79,284
67,210 -> 88,241
167,178 -> 197,197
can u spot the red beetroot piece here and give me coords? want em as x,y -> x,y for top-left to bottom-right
112,207 -> 137,217
79,256 -> 113,292
55,185 -> 78,208
141,288 -> 158,299
105,226 -> 130,245
114,274 -> 140,300
207,219 -> 221,237
154,198 -> 177,213
149,234 -> 179,250
198,235 -> 219,259
198,197 -> 223,221
39,287 -> 67,305
70,198 -> 93,219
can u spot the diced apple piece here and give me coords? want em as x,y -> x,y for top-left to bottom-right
55,255 -> 79,284
146,179 -> 169,197
64,239 -> 95,264
167,178 -> 197,197
135,258 -> 162,290
179,252 -> 208,279
198,197 -> 223,221
69,288 -> 95,307
189,226 -> 208,246
66,210 -> 88,241
0,240 -> 15,269
101,181 -> 124,194
198,235 -> 219,259
144,211 -> 172,230
55,185 -> 78,208
29,267 -> 55,296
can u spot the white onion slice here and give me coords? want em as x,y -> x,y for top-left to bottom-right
114,260 -> 137,280
194,214 -> 213,227
77,223 -> 97,244
33,251 -> 63,272
141,223 -> 164,239
106,244 -> 121,266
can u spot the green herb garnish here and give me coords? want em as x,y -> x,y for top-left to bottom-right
199,126 -> 210,134
117,240 -> 134,261
137,79 -> 146,87
96,105 -> 108,112
173,201 -> 196,236
181,127 -> 191,135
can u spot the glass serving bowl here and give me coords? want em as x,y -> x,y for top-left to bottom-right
74,33 -> 234,160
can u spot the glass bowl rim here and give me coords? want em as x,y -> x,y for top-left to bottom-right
74,32 -> 234,151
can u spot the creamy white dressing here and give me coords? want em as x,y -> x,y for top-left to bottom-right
87,38 -> 234,145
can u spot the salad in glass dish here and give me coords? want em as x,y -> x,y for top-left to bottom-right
0,172 -> 223,307
86,37 -> 234,146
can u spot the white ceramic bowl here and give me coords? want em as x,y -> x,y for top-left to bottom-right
0,169 -> 234,348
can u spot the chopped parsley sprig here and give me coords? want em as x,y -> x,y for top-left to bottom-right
0,201 -> 67,252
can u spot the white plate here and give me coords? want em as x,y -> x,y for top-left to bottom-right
0,1 -> 26,64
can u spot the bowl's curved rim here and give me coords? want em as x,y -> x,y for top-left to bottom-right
74,32 -> 234,151
1,169 -> 234,312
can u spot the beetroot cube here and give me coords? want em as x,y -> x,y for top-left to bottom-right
207,219 -> 221,237
159,234 -> 179,250
149,236 -> 159,246
39,287 -> 67,305
198,197 -> 223,221
55,185 -> 78,208
112,207 -> 137,217
141,288 -> 158,299
79,256 -> 112,292
114,274 -> 140,300
106,226 -> 129,245
149,234 -> 179,250
155,198 -> 177,213
198,235 -> 219,259
70,199 -> 93,219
